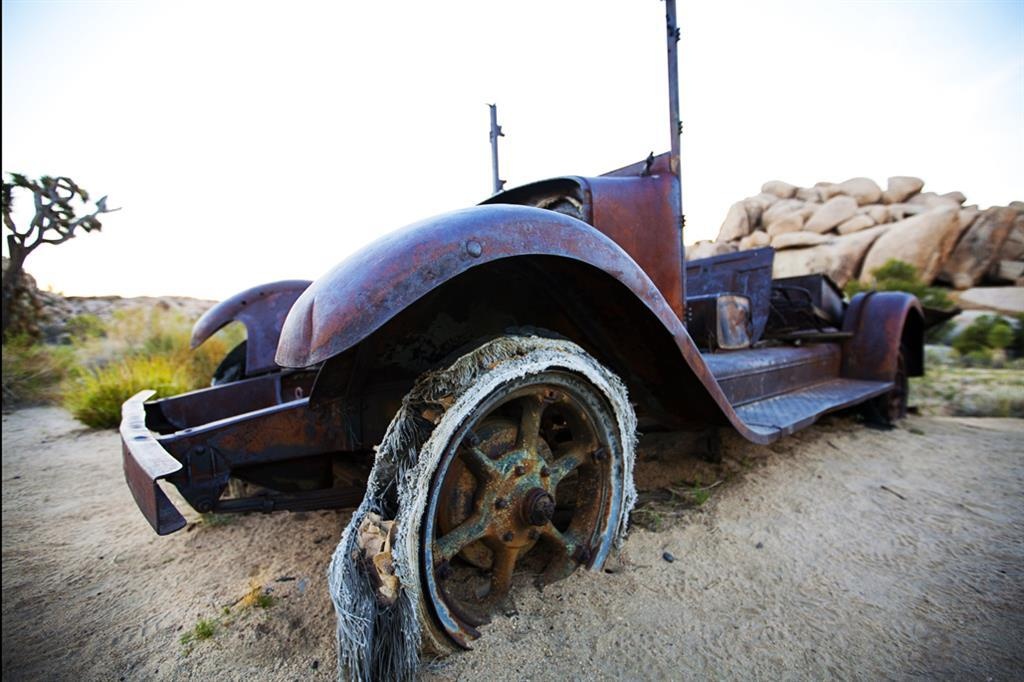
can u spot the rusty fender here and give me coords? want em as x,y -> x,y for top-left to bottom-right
191,279 -> 311,376
275,204 -> 790,445
841,291 -> 925,381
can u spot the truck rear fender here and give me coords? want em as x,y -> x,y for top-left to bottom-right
191,279 -> 311,377
841,291 -> 925,381
276,205 -> 765,440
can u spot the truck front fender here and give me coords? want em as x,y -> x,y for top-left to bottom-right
192,279 -> 311,376
276,205 -> 681,368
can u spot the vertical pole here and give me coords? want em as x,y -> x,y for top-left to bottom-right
488,104 -> 505,194
665,0 -> 686,318
665,0 -> 681,178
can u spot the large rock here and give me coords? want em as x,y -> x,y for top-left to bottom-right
739,230 -> 771,250
837,177 -> 882,206
762,198 -> 806,228
990,260 -> 1024,284
907,191 -> 961,211
883,176 -> 924,204
860,204 -> 890,224
860,207 -> 961,284
716,201 -> 750,242
688,240 -> 738,261
771,231 -> 831,249
887,202 -> 928,221
805,195 -> 858,233
766,211 -> 806,237
957,206 -> 980,233
772,224 -> 890,288
954,286 -> 1024,315
796,186 -> 821,202
938,207 -> 1017,289
761,181 -> 798,199
837,214 -> 876,235
994,216 -> 1024,262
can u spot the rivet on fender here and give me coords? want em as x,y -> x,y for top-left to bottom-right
465,240 -> 483,258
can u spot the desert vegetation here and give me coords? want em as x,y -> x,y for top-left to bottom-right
2,306 -> 243,427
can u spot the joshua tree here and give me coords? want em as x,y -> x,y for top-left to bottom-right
1,173 -> 119,339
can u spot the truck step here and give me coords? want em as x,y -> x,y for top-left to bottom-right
735,378 -> 893,438
703,344 -> 841,407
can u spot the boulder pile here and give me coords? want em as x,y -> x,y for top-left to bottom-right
690,177 -> 1024,293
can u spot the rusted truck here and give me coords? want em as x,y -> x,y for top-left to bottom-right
119,0 -> 922,673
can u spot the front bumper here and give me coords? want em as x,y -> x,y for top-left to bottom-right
120,390 -> 187,535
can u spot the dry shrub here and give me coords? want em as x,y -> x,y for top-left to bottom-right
63,308 -> 243,428
1,335 -> 76,408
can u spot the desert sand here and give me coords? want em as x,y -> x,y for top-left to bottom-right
2,407 -> 1022,680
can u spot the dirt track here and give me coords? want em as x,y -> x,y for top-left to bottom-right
2,408 -> 1022,680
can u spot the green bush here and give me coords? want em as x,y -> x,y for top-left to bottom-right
952,315 -> 1016,357
845,259 -> 954,310
2,335 -> 76,407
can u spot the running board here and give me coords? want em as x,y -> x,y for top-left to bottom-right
735,378 -> 893,438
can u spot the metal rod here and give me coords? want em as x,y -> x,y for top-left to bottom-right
665,0 -> 686,320
665,0 -> 681,177
488,103 -> 505,194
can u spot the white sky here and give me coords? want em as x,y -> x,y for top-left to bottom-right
3,0 -> 1022,300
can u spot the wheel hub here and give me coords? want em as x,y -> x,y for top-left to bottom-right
522,488 -> 555,526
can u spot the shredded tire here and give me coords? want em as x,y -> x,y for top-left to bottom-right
327,335 -> 637,681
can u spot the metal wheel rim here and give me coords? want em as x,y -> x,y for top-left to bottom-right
420,370 -> 623,648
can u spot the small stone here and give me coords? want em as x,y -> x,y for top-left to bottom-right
755,542 -> 764,550
662,551 -> 675,563
312,660 -> 319,670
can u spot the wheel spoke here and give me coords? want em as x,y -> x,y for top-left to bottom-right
539,523 -> 581,584
516,397 -> 544,453
435,512 -> 489,563
487,545 -> 519,602
548,443 -> 589,488
458,442 -> 500,480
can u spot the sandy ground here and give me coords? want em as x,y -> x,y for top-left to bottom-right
2,407 -> 1023,680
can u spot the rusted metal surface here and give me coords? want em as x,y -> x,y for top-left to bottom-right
686,294 -> 752,350
686,247 -> 773,343
150,370 -> 316,432
120,390 -> 186,534
275,204 -> 683,368
704,345 -> 842,407
841,291 -> 924,381
423,373 -> 621,648
121,384 -> 353,530
191,279 -> 311,376
480,153 -> 685,320
735,378 -> 892,438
